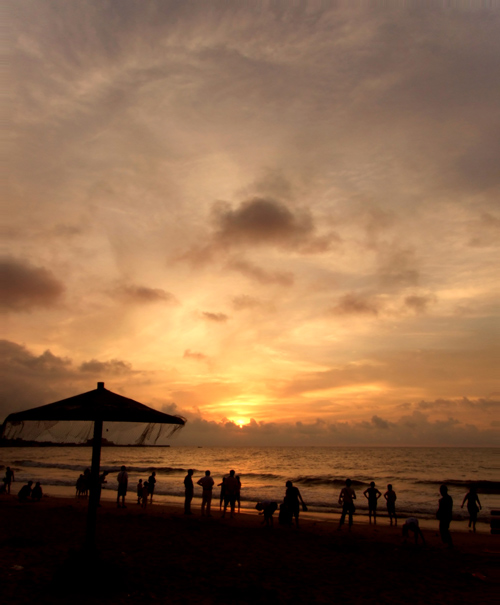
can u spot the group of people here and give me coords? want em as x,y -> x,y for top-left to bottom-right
136,472 -> 157,508
337,480 -> 398,530
14,480 -> 43,502
336,478 -> 482,548
184,469 -> 242,518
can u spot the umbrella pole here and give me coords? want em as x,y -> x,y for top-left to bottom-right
85,418 -> 103,552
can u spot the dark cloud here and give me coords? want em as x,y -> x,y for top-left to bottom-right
79,359 -> 134,375
115,284 -> 177,305
404,294 -> 436,314
183,349 -> 208,362
0,340 -> 74,419
0,340 -> 71,377
201,312 -> 229,323
330,293 -> 380,316
171,409 -> 498,447
371,415 -> 390,429
212,197 -> 314,248
226,258 -> 294,286
0,257 -> 65,312
232,295 -> 270,311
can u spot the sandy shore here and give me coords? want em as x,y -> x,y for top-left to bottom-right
1,493 -> 499,604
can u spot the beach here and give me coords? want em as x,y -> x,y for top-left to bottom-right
1,493 -> 498,604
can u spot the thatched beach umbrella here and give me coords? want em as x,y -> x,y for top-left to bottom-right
1,382 -> 186,550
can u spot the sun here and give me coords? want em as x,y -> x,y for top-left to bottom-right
234,418 -> 250,428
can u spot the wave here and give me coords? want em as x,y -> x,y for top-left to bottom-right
414,479 -> 500,494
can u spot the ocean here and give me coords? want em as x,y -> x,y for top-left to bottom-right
2,446 -> 498,525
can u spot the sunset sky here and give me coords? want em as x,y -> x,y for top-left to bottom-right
2,1 -> 499,446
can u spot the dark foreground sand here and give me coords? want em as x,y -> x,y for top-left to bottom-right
1,495 -> 499,604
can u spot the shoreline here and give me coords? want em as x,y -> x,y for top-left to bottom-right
3,485 -> 494,534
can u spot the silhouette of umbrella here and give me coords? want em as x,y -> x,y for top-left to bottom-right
1,382 -> 186,550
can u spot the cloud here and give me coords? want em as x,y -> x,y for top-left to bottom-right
371,415 -> 390,429
171,409 -> 498,447
201,312 -> 229,323
0,257 -> 65,312
213,197 -> 312,245
404,294 -> 437,314
79,359 -> 134,376
330,293 -> 380,316
181,196 -> 338,265
231,295 -> 272,312
114,284 -> 177,305
183,349 -> 208,362
226,258 -> 294,286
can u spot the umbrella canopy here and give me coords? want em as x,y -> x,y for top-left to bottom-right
3,382 -> 185,426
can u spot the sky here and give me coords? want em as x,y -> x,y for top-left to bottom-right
2,0 -> 499,446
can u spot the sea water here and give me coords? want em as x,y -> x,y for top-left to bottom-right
1,446 -> 498,524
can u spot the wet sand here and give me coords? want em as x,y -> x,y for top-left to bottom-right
1,494 -> 499,604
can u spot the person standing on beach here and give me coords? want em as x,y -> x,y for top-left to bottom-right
363,481 -> 382,524
148,472 -> 156,504
384,484 -> 397,526
184,469 -> 194,514
221,470 -> 239,518
338,478 -> 356,531
284,480 -> 307,529
137,479 -> 143,504
461,485 -> 481,532
5,467 -> 14,494
117,465 -> 128,508
197,470 -> 214,516
218,477 -> 226,511
437,484 -> 453,548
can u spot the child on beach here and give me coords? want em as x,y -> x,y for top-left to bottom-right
461,485 -> 481,532
402,517 -> 425,545
142,481 -> 149,508
384,484 -> 397,525
338,479 -> 356,531
137,479 -> 143,504
363,481 -> 382,524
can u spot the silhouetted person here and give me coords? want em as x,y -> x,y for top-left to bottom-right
184,469 -> 194,514
148,472 -> 156,503
218,477 -> 226,511
437,484 -> 453,548
117,465 -> 128,508
18,481 -> 33,502
236,475 -> 242,513
97,471 -> 108,505
222,470 -> 239,518
363,481 -> 382,524
461,485 -> 481,532
83,467 -> 91,496
76,474 -> 86,497
31,481 -> 43,502
5,466 -> 14,494
402,517 -> 425,545
338,478 -> 356,531
137,479 -> 143,504
256,501 -> 278,527
384,484 -> 397,525
285,480 -> 306,528
197,470 -> 214,516
142,481 -> 149,508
